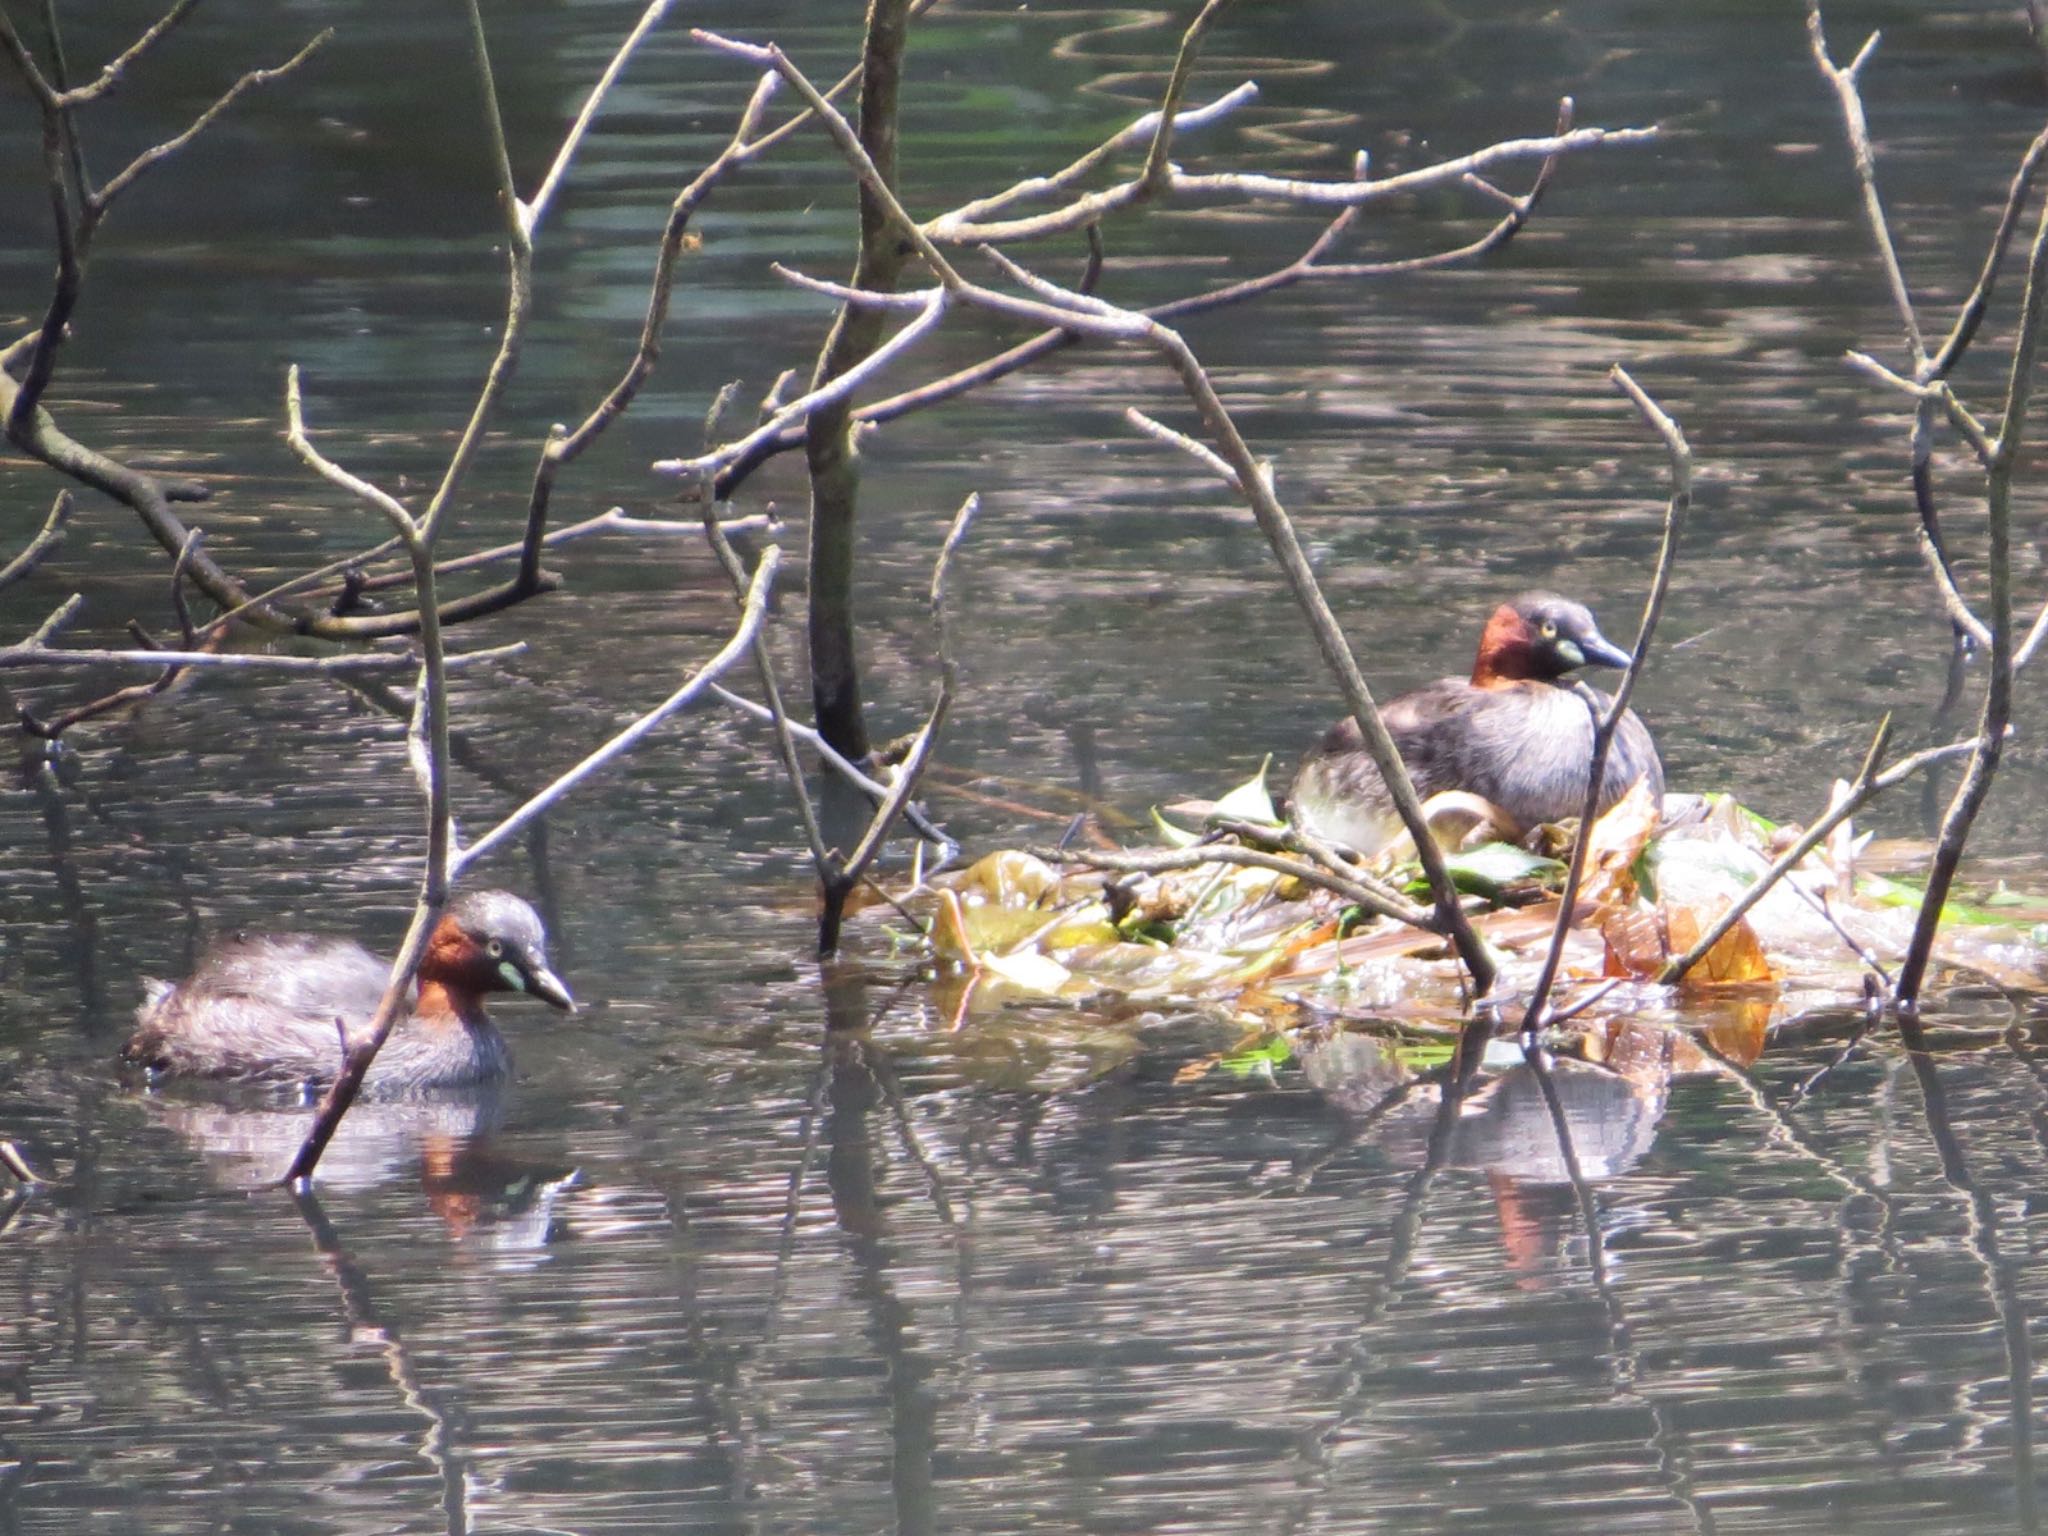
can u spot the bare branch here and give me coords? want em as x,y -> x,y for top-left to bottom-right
522,0 -> 677,238
694,27 -> 965,309
19,596 -> 200,740
22,594 -> 82,649
0,490 -> 70,592
1520,366 -> 1689,1029
2012,592 -> 2048,673
463,0 -> 521,237
1125,406 -> 1236,483
414,0 -> 544,550
1845,351 -> 1994,461
282,901 -> 441,1187
1931,120 -> 2048,376
1207,813 -> 1430,924
927,124 -> 1657,247
285,366 -> 417,539
53,0 -> 200,107
1657,721 -> 1986,986
1808,2 -> 1924,367
0,9 -> 59,104
834,494 -> 981,896
653,286 -> 950,480
90,31 -> 331,216
348,509 -> 774,597
700,508 -> 832,878
0,643 -> 524,677
708,682 -> 954,850
938,82 -> 1258,232
525,71 -> 779,581
453,549 -> 781,874
1139,0 -> 1233,190
1913,523 -> 1993,649
736,0 -> 946,162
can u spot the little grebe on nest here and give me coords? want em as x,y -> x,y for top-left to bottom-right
1289,592 -> 1663,854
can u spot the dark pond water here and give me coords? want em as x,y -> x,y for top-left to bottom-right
7,0 -> 2048,1531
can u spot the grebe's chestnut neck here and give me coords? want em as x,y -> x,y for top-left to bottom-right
1470,592 -> 1634,688
122,889 -> 573,1092
1288,591 -> 1662,855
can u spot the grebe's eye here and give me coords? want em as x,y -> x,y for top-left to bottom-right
1539,620 -> 1558,640
486,939 -> 505,959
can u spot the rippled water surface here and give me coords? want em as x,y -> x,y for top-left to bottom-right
7,1 -> 2048,1531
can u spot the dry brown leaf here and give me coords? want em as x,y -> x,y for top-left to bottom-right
1225,917 -> 1345,988
1601,906 -> 1666,979
1665,898 -> 1774,988
1578,777 -> 1663,913
1700,1000 -> 1772,1065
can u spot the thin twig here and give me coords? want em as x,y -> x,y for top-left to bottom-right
708,682 -> 954,850
925,120 -> 1656,246
1205,813 -> 1425,922
521,66 -> 779,583
1808,3 -> 1925,368
652,287 -> 950,481
701,505 -> 832,878
90,32 -> 331,215
1520,366 -> 1689,1030
285,366 -> 416,537
52,0 -> 200,107
521,0 -> 676,237
0,490 -> 70,592
454,550 -> 778,874
937,81 -> 1258,231
824,494 -> 982,946
0,643 -> 524,676
1656,722 -> 1984,986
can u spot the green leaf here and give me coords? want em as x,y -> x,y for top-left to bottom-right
1219,1034 -> 1296,1077
1856,872 -> 2009,927
1389,1038 -> 1458,1071
1402,842 -> 1563,900
1213,755 -> 1281,825
1148,806 -> 1201,848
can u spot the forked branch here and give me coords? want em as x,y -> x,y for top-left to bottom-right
1521,366 -> 1689,1030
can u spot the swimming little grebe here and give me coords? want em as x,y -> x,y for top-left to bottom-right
1288,592 -> 1664,853
123,889 -> 574,1091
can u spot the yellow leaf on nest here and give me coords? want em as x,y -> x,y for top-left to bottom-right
1665,898 -> 1775,987
958,849 -> 1062,906
1601,893 -> 1774,990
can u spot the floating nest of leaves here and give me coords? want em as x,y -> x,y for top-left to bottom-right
878,765 -> 2048,1085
